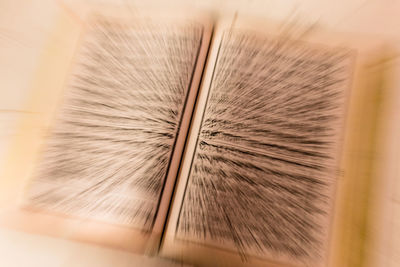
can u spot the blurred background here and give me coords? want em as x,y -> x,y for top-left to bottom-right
1,0 -> 400,266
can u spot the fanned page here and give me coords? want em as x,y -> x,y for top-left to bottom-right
0,8 -> 212,252
161,18 -> 386,267
179,30 -> 352,259
27,17 -> 203,231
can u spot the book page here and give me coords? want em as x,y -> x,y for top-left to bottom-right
0,8 -> 212,252
180,30 -> 352,264
161,18 -> 364,267
26,16 -> 204,231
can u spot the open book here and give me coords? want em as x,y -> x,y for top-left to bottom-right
0,6 -> 393,267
